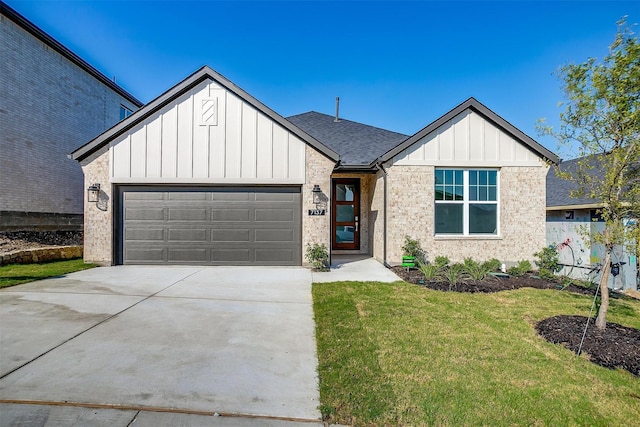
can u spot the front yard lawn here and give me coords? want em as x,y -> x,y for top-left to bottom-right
0,259 -> 96,288
313,281 -> 640,426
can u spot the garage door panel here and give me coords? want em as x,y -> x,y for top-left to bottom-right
212,229 -> 251,242
255,248 -> 295,263
255,229 -> 294,242
168,248 -> 208,262
255,192 -> 296,202
126,228 -> 164,241
120,187 -> 300,265
168,192 -> 207,201
125,248 -> 165,262
212,249 -> 251,262
125,192 -> 164,201
212,209 -> 251,222
125,208 -> 165,221
168,229 -> 207,242
255,209 -> 294,222
212,192 -> 251,201
168,209 -> 208,221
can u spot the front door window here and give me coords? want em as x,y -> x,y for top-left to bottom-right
333,179 -> 360,250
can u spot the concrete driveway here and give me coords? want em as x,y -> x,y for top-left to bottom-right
0,266 -> 321,424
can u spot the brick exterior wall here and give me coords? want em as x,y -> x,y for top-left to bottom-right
370,171 -> 386,261
0,13 -> 138,225
383,164 -> 548,265
302,145 -> 335,265
79,147 -> 112,265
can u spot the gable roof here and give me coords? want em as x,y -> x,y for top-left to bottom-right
71,66 -> 339,162
287,111 -> 409,167
377,97 -> 560,166
547,155 -> 604,209
1,1 -> 142,108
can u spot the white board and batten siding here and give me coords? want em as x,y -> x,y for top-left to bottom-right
393,110 -> 543,167
110,79 -> 306,183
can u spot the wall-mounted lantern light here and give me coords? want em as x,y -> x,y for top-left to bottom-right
312,184 -> 322,205
87,183 -> 100,203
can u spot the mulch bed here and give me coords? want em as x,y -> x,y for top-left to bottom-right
391,266 -> 640,377
391,266 -> 595,295
537,315 -> 640,376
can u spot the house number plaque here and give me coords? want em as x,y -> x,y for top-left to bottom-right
308,209 -> 326,216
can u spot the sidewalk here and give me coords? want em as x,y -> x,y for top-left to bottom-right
311,255 -> 401,283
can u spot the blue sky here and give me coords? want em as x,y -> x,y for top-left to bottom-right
6,0 -> 638,159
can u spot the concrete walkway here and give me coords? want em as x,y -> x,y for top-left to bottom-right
312,255 -> 401,283
0,266 -> 327,426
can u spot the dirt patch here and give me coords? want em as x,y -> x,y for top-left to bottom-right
0,231 -> 83,254
537,315 -> 640,376
391,266 -> 639,377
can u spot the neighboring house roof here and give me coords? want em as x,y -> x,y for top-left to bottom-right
287,111 -> 409,168
0,1 -> 142,108
71,66 -> 340,162
378,97 -> 560,166
546,155 -> 604,210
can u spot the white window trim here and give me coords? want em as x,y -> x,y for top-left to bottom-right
434,168 -> 500,236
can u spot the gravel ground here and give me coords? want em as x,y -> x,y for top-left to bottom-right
0,231 -> 83,254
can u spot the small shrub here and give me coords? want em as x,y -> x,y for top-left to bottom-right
305,243 -> 329,271
443,263 -> 465,290
463,257 -> 492,280
507,260 -> 532,277
418,261 -> 441,281
402,236 -> 426,264
434,255 -> 450,268
483,258 -> 502,272
538,268 -> 556,281
534,246 -> 562,278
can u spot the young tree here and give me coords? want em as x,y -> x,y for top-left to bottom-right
539,18 -> 640,329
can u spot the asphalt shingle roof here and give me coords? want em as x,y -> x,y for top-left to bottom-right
546,156 -> 603,208
287,111 -> 409,167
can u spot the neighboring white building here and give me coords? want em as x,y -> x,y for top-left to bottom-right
546,157 -> 638,290
0,1 -> 142,231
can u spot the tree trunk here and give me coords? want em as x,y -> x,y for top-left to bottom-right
595,251 -> 612,330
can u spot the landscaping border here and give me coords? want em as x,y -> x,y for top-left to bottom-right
0,246 -> 83,266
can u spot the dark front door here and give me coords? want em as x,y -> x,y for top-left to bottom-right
332,179 -> 360,250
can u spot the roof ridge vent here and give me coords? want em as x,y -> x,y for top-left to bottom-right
334,96 -> 341,122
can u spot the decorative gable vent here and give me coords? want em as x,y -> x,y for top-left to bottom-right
200,97 -> 218,126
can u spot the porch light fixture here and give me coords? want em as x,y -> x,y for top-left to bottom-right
312,184 -> 322,205
87,183 -> 100,203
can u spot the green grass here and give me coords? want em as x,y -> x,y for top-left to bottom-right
313,281 -> 640,426
0,259 -> 97,288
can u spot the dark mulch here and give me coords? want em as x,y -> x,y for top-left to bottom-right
537,315 -> 640,376
390,266 -> 595,296
391,266 -> 640,377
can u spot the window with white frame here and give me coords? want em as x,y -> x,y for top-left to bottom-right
119,105 -> 133,121
434,169 -> 499,235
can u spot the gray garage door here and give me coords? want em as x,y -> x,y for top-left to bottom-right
119,187 -> 301,265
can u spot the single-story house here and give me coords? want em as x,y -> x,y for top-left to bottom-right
71,66 -> 559,267
546,157 -> 638,290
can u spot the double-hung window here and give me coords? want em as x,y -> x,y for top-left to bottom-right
434,169 -> 499,235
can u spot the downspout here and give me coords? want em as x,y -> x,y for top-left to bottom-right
375,161 -> 390,268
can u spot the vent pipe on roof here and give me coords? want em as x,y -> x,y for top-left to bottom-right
334,96 -> 341,122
